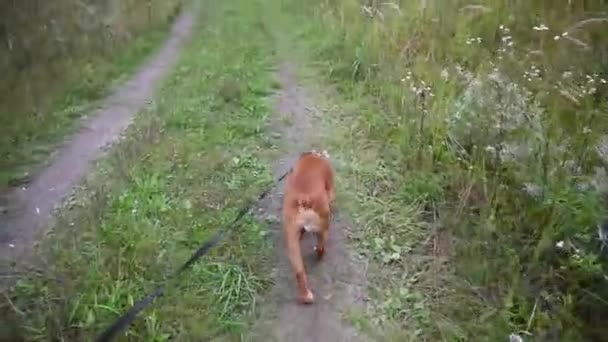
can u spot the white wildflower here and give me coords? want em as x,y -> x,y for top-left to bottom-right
509,333 -> 524,342
555,240 -> 565,249
554,35 -> 560,41
533,24 -> 549,31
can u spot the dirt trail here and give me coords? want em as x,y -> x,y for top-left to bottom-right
0,6 -> 197,265
247,63 -> 368,341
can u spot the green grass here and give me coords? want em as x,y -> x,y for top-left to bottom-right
271,0 -> 608,340
0,7 -> 178,189
1,0 -> 280,340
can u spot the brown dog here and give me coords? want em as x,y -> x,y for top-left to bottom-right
282,150 -> 335,304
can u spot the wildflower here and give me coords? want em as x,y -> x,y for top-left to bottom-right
509,333 -> 524,342
532,24 -> 549,31
554,35 -> 561,41
601,78 -> 607,84
555,241 -> 565,249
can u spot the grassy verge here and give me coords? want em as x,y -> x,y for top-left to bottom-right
1,0 -> 280,340
0,8 -> 178,188
277,0 -> 608,340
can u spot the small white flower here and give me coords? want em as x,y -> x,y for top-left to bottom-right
509,333 -> 524,342
8,244 -> 14,248
556,241 -> 565,249
562,31 -> 569,37
601,78 -> 607,84
554,35 -> 561,40
533,24 -> 549,31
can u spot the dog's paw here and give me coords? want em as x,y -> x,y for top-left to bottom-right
313,245 -> 325,259
299,289 -> 315,304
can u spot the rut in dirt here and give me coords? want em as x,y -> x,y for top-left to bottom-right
247,62 -> 368,342
0,6 -> 197,267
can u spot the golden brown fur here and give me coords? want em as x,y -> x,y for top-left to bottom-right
282,151 -> 335,304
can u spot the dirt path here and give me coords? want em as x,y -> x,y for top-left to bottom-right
0,6 -> 197,265
247,62 -> 368,341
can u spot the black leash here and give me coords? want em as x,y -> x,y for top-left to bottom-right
95,168 -> 290,342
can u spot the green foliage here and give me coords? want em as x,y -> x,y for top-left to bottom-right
280,0 -> 608,340
1,0 -> 278,340
0,0 -> 182,187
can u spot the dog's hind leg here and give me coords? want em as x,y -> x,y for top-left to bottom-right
285,225 -> 314,304
315,215 -> 330,260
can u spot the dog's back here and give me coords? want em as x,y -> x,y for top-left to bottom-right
285,152 -> 333,219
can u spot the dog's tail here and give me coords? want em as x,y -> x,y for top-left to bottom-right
294,196 -> 321,233
296,195 -> 313,210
